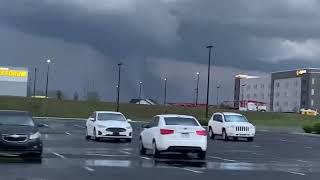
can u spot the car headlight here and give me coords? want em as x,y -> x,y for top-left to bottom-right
29,132 -> 41,140
98,125 -> 106,128
126,126 -> 132,129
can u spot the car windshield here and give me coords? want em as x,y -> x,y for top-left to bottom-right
0,114 -> 35,126
224,115 -> 248,122
97,113 -> 126,121
164,117 -> 199,126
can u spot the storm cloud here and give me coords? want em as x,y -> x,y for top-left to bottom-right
0,0 -> 319,103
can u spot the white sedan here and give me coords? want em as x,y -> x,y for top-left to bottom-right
208,112 -> 255,141
139,114 -> 207,159
86,111 -> 132,142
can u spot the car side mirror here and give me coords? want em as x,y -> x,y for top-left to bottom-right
89,117 -> 95,121
127,119 -> 132,122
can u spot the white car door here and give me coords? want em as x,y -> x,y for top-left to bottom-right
214,114 -> 224,135
143,116 -> 159,149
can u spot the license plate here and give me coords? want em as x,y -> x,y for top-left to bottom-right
181,133 -> 190,138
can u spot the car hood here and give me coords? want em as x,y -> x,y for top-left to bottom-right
96,120 -> 130,128
225,122 -> 254,127
0,125 -> 38,135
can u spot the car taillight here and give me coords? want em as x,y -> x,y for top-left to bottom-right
196,130 -> 207,136
160,129 -> 174,135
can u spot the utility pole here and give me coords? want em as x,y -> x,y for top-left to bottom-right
116,63 -> 123,112
205,45 -> 214,119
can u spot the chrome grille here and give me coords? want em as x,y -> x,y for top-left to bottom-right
236,126 -> 249,131
106,128 -> 126,133
2,134 -> 28,142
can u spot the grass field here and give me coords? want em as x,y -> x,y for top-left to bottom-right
0,96 -> 319,128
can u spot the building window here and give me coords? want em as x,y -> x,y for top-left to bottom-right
294,81 -> 299,87
311,89 -> 315,95
261,93 -> 265,100
312,78 -> 315,85
254,93 -> 257,98
276,92 -> 280,97
284,92 -> 288,97
311,99 -> 314,106
254,84 -> 258,89
261,84 -> 265,89
275,82 -> 280,88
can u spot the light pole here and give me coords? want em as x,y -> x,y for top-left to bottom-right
116,62 -> 123,112
45,59 -> 51,97
33,68 -> 37,97
216,84 -> 220,107
164,78 -> 167,105
139,81 -> 142,104
205,45 -> 214,119
195,72 -> 200,105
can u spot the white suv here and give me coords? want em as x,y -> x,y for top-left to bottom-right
208,112 -> 255,141
139,114 -> 207,159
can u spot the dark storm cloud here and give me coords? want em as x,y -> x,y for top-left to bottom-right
1,0 -> 320,103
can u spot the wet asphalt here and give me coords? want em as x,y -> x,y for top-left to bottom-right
0,118 -> 320,180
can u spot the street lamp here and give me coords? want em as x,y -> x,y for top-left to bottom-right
205,45 -> 214,119
45,59 -> 51,97
116,62 -> 123,112
216,84 -> 220,107
164,78 -> 167,105
139,81 -> 143,104
195,72 -> 200,105
33,68 -> 37,97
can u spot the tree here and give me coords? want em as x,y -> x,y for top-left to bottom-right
56,90 -> 63,100
73,92 -> 79,101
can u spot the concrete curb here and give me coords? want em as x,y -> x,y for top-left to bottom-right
291,132 -> 320,137
33,116 -> 146,123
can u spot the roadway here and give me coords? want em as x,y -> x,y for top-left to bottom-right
0,118 -> 320,180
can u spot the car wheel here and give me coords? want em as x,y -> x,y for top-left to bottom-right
152,141 -> 160,158
247,137 -> 254,142
198,151 -> 206,160
85,128 -> 90,140
93,128 -> 100,141
222,129 -> 229,141
209,127 -> 215,140
233,137 -> 238,141
139,138 -> 147,155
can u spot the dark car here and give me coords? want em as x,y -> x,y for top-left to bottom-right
0,110 -> 43,158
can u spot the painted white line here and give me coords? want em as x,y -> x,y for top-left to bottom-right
280,139 -> 289,142
296,160 -> 308,163
87,153 -> 128,157
305,146 -> 313,149
52,152 -> 66,159
258,129 -> 270,132
65,132 -> 71,135
251,152 -> 264,156
74,125 -> 86,129
84,166 -> 95,172
209,156 -> 236,162
119,150 -> 131,155
287,171 -> 305,176
43,123 -> 49,127
182,168 -> 203,174
140,156 -> 151,160
252,145 -> 261,148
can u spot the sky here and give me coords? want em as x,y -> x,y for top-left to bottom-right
0,0 -> 320,104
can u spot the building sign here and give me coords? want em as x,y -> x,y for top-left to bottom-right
0,68 -> 28,78
296,69 -> 307,76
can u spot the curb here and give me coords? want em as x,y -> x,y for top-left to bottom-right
33,116 -> 146,123
291,132 -> 320,137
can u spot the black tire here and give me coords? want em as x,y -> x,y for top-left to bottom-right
209,127 -> 215,140
93,128 -> 100,141
198,151 -> 206,160
247,137 -> 254,142
139,138 -> 147,155
222,129 -> 229,141
152,141 -> 160,158
85,129 -> 90,140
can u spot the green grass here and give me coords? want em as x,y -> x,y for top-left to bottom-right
0,96 -> 319,128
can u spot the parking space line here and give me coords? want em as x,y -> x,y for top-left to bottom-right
65,132 -> 71,135
252,145 -> 261,148
287,171 -> 305,176
280,139 -> 289,142
251,152 -> 264,156
296,160 -> 308,163
52,152 -> 66,159
209,156 -> 236,162
182,168 -> 203,174
119,150 -> 131,155
84,166 -> 95,172
140,156 -> 151,160
305,146 -> 313,149
87,153 -> 129,157
74,125 -> 86,129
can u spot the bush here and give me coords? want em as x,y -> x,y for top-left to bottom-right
303,125 -> 313,133
313,123 -> 320,134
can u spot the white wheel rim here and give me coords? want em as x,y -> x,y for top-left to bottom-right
210,129 -> 213,137
223,131 -> 225,139
152,143 -> 156,155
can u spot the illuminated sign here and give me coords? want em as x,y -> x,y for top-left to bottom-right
0,69 -> 28,77
296,69 -> 307,76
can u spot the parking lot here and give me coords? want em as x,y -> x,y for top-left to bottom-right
0,118 -> 319,180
